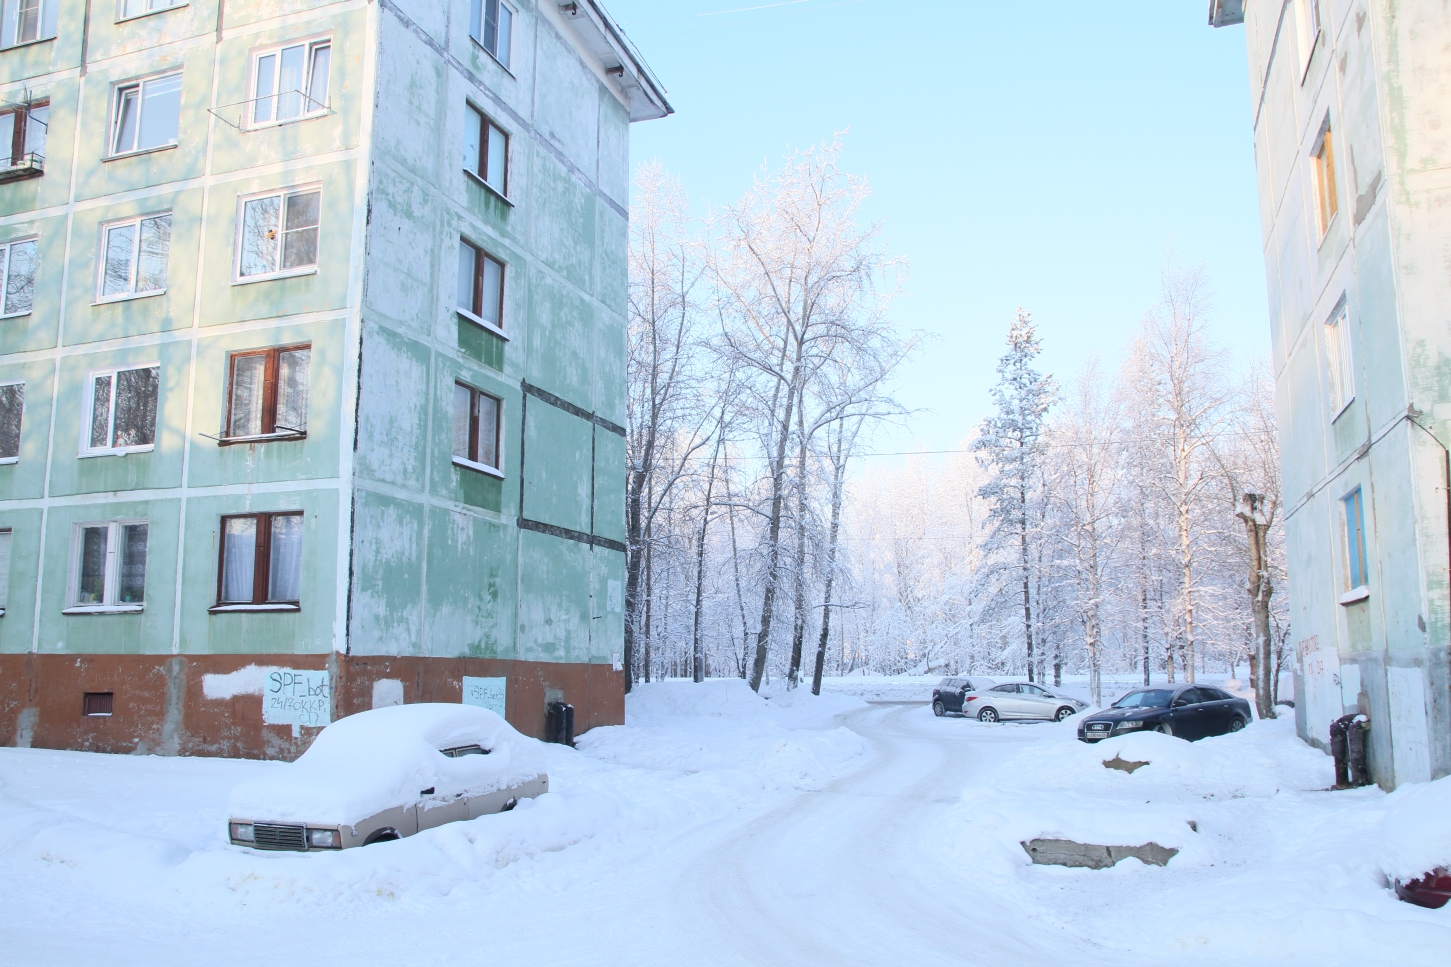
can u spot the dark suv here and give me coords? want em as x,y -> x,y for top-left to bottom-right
931,677 -> 989,716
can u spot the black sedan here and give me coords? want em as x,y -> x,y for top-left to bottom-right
1077,685 -> 1252,742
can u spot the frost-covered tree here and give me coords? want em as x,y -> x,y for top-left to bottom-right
973,311 -> 1056,682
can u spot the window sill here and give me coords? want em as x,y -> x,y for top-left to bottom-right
79,446 -> 155,458
453,456 -> 504,480
464,168 -> 514,207
0,457 -> 15,466
0,309 -> 32,320
0,35 -> 56,53
116,3 -> 188,25
217,431 -> 307,447
247,110 -> 331,133
468,35 -> 516,78
104,142 -> 179,164
456,308 -> 509,341
83,711 -> 113,717
209,603 -> 301,614
1339,586 -> 1370,606
63,605 -> 144,615
232,266 -> 318,286
1331,396 -> 1354,422
93,289 -> 166,307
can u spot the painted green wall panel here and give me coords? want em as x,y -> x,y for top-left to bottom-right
593,429 -> 626,543
47,341 -> 191,497
526,268 -> 595,411
431,353 -> 516,512
36,498 -> 181,656
421,504 -> 516,659
457,317 -> 505,371
176,491 -> 340,655
354,321 -> 429,489
185,318 -> 345,488
363,171 -> 441,338
0,80 -> 75,219
516,527 -> 591,664
529,154 -> 596,292
0,360 -> 53,502
522,399 -> 591,535
590,547 -> 625,664
0,509 -> 43,653
348,489 -> 424,657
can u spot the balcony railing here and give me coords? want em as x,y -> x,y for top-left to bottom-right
0,152 -> 44,184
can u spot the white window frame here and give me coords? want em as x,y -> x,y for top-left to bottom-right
0,527 -> 12,616
246,36 -> 332,130
232,185 -> 322,284
1325,300 -> 1354,417
80,363 -> 159,457
94,211 -> 172,304
115,0 -> 185,23
0,379 -> 23,465
469,0 -> 516,70
64,518 -> 149,614
0,236 -> 38,320
1292,0 -> 1320,81
108,70 -> 183,159
0,0 -> 59,50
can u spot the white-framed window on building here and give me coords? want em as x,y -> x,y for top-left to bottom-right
1343,488 -> 1368,591
117,0 -> 185,22
0,0 -> 58,49
0,381 -> 23,462
65,519 -> 148,613
1325,301 -> 1354,415
0,237 -> 36,318
1292,0 -> 1320,79
223,344 -> 310,442
236,187 -> 321,281
1312,120 -> 1338,235
82,364 -> 158,456
456,238 -> 505,333
463,103 -> 509,197
0,527 -> 11,615
452,381 -> 501,475
110,71 -> 182,157
0,99 -> 48,172
469,0 -> 514,68
250,38 -> 331,127
215,511 -> 303,610
97,213 -> 171,302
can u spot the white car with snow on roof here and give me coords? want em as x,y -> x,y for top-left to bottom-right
227,703 -> 549,851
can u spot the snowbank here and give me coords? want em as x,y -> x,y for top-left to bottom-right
1380,774 -> 1451,880
228,704 -> 546,822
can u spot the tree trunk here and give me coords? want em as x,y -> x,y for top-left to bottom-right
749,362 -> 802,692
691,437 -> 723,684
1238,493 -> 1276,719
643,525 -> 653,684
787,405 -> 810,688
1020,480 -> 1035,683
811,445 -> 849,696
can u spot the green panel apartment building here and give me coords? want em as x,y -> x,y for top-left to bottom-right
0,0 -> 668,758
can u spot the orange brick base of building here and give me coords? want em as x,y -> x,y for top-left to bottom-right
0,653 -> 625,760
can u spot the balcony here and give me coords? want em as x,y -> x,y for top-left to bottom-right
0,151 -> 43,184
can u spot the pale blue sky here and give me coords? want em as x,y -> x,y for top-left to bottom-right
608,0 -> 1265,453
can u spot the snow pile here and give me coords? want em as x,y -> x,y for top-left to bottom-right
951,716 -> 1335,872
1380,774 -> 1451,880
228,704 -> 546,822
818,675 -> 943,703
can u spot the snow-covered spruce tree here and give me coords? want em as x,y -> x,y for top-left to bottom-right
973,310 -> 1055,682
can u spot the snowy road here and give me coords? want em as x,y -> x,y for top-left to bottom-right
3,683 -> 1448,966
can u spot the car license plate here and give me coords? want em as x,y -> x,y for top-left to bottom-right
1088,724 -> 1110,731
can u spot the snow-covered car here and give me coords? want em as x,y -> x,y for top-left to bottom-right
964,682 -> 1086,723
1076,685 -> 1252,742
227,703 -> 549,851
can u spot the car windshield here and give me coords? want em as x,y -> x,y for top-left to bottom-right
1112,688 -> 1175,709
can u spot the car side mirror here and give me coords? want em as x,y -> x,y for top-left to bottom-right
1171,699 -> 1189,708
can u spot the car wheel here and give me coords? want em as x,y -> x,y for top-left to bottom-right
1054,706 -> 1076,722
501,797 -> 519,812
978,707 -> 999,723
363,828 -> 401,846
1228,717 -> 1246,733
932,700 -> 946,717
1154,722 -> 1174,738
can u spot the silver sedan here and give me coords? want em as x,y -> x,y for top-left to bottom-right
964,682 -> 1087,723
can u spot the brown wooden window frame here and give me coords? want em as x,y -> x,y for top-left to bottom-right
0,99 -> 47,169
463,102 -> 509,198
221,344 -> 310,444
1312,122 -> 1338,236
213,511 -> 304,611
452,381 -> 502,475
456,238 -> 506,334
83,691 -> 114,716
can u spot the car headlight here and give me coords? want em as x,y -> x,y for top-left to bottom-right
1116,720 -> 1144,730
230,822 -> 255,843
308,828 -> 339,849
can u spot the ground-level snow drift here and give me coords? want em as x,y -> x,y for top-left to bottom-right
0,679 -> 1445,966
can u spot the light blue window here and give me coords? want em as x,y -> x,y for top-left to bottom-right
1343,488 -> 1368,588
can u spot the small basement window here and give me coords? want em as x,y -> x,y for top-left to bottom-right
439,744 -> 488,757
83,691 -> 114,716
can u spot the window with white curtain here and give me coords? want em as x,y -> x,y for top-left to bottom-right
215,512 -> 304,609
97,213 -> 171,301
117,0 -> 184,21
1,0 -> 58,49
452,381 -> 501,474
66,520 -> 148,612
223,345 -> 310,441
250,39 -> 331,126
469,0 -> 514,68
